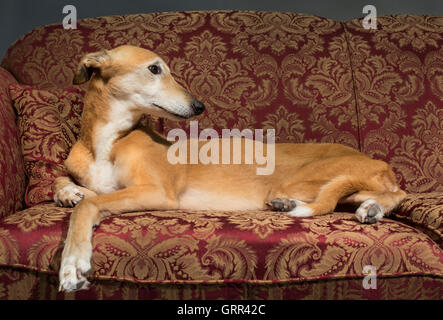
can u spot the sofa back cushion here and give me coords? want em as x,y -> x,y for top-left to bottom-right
344,15 -> 443,193
0,69 -> 26,217
1,11 -> 360,149
9,84 -> 85,206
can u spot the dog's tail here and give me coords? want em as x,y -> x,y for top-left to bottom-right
289,173 -> 406,217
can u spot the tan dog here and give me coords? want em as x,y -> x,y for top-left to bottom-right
54,45 -> 406,291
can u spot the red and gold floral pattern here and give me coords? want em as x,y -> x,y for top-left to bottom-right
9,84 -> 85,206
162,11 -> 360,147
344,15 -> 443,193
0,68 -> 26,219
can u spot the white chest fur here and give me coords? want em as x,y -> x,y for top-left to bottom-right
87,160 -> 120,194
87,99 -> 134,194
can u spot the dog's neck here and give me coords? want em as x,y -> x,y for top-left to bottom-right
80,80 -> 142,160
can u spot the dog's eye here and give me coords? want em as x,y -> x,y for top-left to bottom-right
148,65 -> 161,75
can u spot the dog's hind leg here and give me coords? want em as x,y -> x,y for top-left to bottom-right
59,184 -> 178,292
287,175 -> 376,218
286,174 -> 406,224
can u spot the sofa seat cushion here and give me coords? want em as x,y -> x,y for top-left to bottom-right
1,203 -> 442,286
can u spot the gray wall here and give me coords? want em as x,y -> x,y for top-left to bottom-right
1,0 -> 442,60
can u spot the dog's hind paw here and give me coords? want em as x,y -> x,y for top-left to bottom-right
355,199 -> 384,224
268,198 -> 298,212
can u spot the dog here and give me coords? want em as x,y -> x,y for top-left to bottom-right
54,45 -> 406,292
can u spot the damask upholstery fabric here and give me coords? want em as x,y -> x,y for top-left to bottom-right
0,269 -> 441,300
344,16 -> 443,193
159,12 -> 360,148
0,203 -> 442,299
0,68 -> 26,219
9,84 -> 85,206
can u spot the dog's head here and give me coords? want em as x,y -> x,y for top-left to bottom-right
73,45 -> 204,120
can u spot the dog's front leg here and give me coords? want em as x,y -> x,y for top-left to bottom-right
59,184 -> 178,292
59,199 -> 99,292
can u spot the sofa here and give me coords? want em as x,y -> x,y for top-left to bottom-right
0,11 -> 442,300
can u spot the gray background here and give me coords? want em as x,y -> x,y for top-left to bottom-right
0,0 -> 442,60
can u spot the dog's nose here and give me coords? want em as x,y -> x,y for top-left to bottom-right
191,100 -> 205,115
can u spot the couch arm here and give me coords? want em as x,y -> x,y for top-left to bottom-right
393,193 -> 443,247
0,67 -> 26,219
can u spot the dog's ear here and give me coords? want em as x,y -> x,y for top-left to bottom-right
73,50 -> 111,85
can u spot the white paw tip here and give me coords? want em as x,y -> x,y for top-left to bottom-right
59,254 -> 92,292
288,205 -> 313,217
77,259 -> 91,273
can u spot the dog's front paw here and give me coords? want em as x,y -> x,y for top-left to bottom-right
59,249 -> 91,292
355,199 -> 384,224
54,185 -> 85,208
